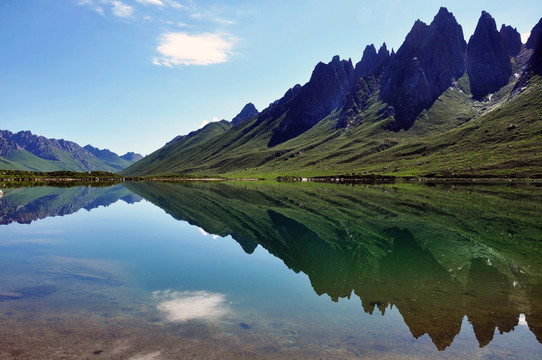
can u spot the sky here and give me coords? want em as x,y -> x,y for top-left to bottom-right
0,0 -> 540,156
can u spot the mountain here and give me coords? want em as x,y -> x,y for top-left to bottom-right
380,7 -> 467,130
500,24 -> 522,57
0,130 -> 142,172
122,8 -> 542,179
268,55 -> 355,146
231,103 -> 259,125
83,145 -> 143,172
466,11 -> 512,99
526,18 -> 542,50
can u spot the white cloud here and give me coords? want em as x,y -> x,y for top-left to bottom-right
213,17 -> 235,25
198,227 -> 209,236
163,0 -> 185,9
110,1 -> 134,18
153,32 -> 236,66
521,32 -> 531,44
136,0 -> 165,6
155,290 -> 229,323
77,0 -> 105,15
197,117 -> 220,128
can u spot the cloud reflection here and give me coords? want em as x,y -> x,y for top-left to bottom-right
154,290 -> 229,323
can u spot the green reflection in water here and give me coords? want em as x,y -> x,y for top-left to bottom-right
125,180 -> 542,351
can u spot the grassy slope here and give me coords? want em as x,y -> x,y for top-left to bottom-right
0,140 -> 128,173
122,74 -> 541,178
0,149 -> 70,171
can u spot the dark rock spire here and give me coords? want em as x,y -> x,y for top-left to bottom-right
466,11 -> 511,99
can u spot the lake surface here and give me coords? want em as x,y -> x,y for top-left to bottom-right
0,181 -> 541,359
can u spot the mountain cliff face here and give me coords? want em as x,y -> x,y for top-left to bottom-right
0,130 -> 141,172
379,7 -> 467,130
526,18 -> 542,50
500,25 -> 522,57
269,55 -> 355,146
337,43 -> 391,128
467,11 -> 512,100
231,103 -> 259,125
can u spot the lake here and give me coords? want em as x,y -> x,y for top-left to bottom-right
0,181 -> 541,359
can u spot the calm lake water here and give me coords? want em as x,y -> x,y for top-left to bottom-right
0,181 -> 541,359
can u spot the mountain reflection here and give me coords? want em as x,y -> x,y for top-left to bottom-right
126,181 -> 542,351
0,184 -> 142,225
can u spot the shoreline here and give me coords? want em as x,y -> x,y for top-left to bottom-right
1,169 -> 541,186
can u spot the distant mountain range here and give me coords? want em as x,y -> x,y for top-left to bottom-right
0,129 -> 143,172
123,8 -> 542,178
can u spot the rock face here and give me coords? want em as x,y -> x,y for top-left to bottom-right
500,25 -> 522,57
269,55 -> 355,146
0,135 -> 20,157
338,43 -> 390,128
231,103 -> 259,125
379,7 -> 467,130
531,31 -> 542,75
526,18 -> 542,50
467,11 -> 511,100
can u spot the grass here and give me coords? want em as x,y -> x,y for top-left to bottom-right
122,74 -> 542,179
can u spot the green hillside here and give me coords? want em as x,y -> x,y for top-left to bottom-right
122,75 -> 542,179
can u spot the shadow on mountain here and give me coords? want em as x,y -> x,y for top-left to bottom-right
0,184 -> 142,225
126,180 -> 542,351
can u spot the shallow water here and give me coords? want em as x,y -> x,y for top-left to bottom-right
0,181 -> 541,359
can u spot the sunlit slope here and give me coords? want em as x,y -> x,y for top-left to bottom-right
123,74 -> 541,178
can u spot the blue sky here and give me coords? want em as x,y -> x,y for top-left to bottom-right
0,0 -> 540,155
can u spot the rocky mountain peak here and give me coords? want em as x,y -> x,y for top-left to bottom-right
467,11 -> 511,99
526,18 -> 542,50
500,25 -> 522,57
269,56 -> 355,146
354,44 -> 378,78
120,152 -> 144,162
379,7 -> 466,130
231,102 -> 259,125
378,43 -> 389,60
